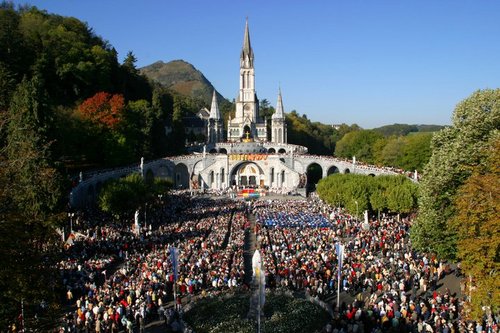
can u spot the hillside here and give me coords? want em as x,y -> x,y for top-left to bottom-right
372,123 -> 445,136
140,60 -> 226,106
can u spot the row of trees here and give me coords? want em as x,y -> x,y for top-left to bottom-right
316,174 -> 418,218
334,129 -> 433,172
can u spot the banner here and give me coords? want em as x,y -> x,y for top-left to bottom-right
335,243 -> 344,279
229,154 -> 268,161
170,247 -> 179,281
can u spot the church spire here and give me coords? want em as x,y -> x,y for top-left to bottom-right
240,18 -> 254,68
272,87 -> 285,119
209,90 -> 220,120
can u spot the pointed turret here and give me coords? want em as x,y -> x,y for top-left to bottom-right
271,87 -> 287,144
209,90 -> 221,120
272,87 -> 285,119
207,90 -> 223,144
240,18 -> 254,68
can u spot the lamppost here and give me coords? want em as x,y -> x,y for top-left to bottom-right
68,212 -> 75,233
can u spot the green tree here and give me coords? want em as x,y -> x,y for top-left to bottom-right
399,132 -> 432,172
6,76 -> 62,217
259,98 -> 275,119
412,89 -> 500,259
0,4 -> 31,80
99,173 -> 172,218
123,51 -> 138,74
167,95 -> 186,155
378,136 -> 405,167
0,76 -> 64,330
335,129 -> 383,163
286,111 -> 336,155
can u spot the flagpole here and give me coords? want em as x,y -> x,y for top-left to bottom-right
21,298 -> 25,333
337,270 -> 341,311
171,247 -> 179,311
335,242 -> 343,311
257,280 -> 261,333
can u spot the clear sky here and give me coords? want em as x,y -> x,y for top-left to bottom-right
11,0 -> 500,128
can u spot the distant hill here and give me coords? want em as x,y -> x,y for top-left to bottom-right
372,123 -> 445,137
140,60 -> 226,107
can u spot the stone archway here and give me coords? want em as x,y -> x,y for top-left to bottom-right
230,162 -> 265,188
278,148 -> 286,154
145,169 -> 155,184
327,166 -> 340,176
306,163 -> 323,193
174,163 -> 189,189
219,148 -> 227,154
268,148 -> 276,154
157,165 -> 172,179
344,168 -> 351,174
87,185 -> 95,205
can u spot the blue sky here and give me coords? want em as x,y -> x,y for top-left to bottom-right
11,0 -> 500,128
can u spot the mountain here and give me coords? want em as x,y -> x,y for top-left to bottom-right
140,60 -> 226,106
372,123 -> 445,137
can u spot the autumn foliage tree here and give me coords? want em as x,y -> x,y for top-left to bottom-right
78,92 -> 125,129
451,137 -> 499,320
412,89 -> 500,259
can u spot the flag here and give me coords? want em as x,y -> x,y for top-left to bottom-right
170,247 -> 179,281
252,250 -> 265,307
335,243 -> 344,279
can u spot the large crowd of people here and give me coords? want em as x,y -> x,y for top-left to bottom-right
251,196 -> 480,332
59,194 -> 251,332
57,191 -> 496,333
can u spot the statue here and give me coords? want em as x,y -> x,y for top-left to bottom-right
243,131 -> 252,143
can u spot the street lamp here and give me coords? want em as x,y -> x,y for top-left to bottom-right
68,212 -> 75,233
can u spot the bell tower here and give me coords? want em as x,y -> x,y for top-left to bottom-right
228,19 -> 267,142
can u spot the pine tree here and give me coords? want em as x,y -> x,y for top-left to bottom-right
0,76 -> 64,329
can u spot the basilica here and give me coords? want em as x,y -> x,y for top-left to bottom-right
70,21 -> 398,207
199,19 -> 301,190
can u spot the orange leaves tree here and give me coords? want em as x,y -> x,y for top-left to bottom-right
78,92 -> 124,129
451,137 -> 500,320
77,92 -> 137,166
